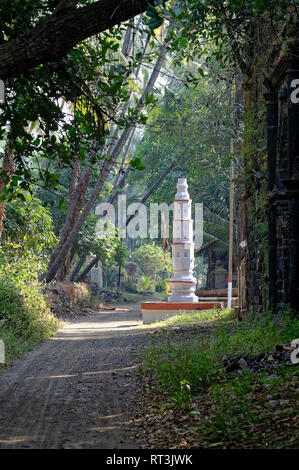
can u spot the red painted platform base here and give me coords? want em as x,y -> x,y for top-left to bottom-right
141,301 -> 224,324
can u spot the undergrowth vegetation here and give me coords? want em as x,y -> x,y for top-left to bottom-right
139,311 -> 299,448
141,308 -> 234,329
0,245 -> 60,371
143,312 -> 298,397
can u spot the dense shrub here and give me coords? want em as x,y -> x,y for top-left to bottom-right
155,279 -> 170,293
0,247 -> 60,367
131,243 -> 172,279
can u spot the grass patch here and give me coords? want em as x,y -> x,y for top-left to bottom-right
141,307 -> 235,329
122,292 -> 152,303
143,313 -> 299,396
138,312 -> 299,448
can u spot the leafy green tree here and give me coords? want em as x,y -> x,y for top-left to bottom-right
71,217 -> 119,281
127,56 -> 237,247
2,191 -> 57,257
43,21 -> 169,283
131,243 -> 171,279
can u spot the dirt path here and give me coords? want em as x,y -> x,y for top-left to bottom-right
0,303 -> 153,449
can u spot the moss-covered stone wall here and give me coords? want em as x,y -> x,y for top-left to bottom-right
241,58 -> 269,313
239,13 -> 299,314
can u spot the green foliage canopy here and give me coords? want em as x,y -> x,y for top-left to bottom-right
131,243 -> 171,278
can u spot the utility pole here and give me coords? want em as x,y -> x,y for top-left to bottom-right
228,139 -> 234,309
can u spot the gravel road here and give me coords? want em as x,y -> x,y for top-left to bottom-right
0,303 -> 153,449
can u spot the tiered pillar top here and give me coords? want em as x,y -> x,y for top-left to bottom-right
174,178 -> 191,201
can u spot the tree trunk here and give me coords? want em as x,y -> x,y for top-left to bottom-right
118,265 -> 121,289
44,42 -> 167,283
121,24 -> 132,58
50,152 -> 93,265
0,0 -> 153,79
70,255 -> 87,281
206,247 -> 213,289
75,256 -> 98,282
108,131 -> 137,205
103,29 -> 150,168
0,150 -> 14,240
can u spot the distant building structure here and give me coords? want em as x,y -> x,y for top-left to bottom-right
212,262 -> 227,289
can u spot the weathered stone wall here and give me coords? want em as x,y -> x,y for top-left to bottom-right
238,13 -> 299,314
274,83 -> 290,307
241,59 -> 269,313
267,43 -> 299,313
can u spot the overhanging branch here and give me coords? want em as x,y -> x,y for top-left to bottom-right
0,0 -> 153,79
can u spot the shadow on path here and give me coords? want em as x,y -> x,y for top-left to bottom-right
0,303 -> 152,449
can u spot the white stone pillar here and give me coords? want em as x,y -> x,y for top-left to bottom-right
168,178 -> 198,302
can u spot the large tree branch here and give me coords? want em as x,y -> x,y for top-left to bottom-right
0,0 -> 152,79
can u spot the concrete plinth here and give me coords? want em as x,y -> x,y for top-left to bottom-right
168,281 -> 198,302
142,301 -> 224,324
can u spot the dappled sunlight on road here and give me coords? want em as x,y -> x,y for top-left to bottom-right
0,302 -> 150,448
23,363 -> 142,381
0,436 -> 29,445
